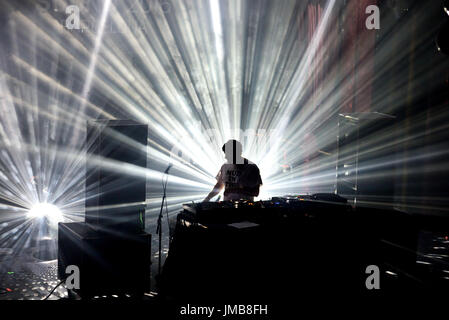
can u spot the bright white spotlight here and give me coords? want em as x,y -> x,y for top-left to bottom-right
27,203 -> 64,223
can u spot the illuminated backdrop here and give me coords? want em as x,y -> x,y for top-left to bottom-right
0,0 -> 448,261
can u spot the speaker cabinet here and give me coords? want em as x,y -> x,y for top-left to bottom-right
58,222 -> 151,297
85,120 -> 148,234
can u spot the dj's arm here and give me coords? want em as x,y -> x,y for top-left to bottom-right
203,181 -> 224,202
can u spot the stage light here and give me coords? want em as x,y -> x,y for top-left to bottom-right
444,0 -> 449,16
0,0 -> 448,267
27,203 -> 63,224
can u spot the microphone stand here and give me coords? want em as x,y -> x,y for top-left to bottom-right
156,164 -> 172,276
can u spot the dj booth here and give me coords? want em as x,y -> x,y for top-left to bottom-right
158,194 -> 396,300
55,121 -> 445,299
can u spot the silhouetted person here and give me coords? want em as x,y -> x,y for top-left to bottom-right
204,140 -> 263,202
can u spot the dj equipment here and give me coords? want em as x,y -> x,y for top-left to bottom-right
58,222 -> 151,297
85,120 -> 148,234
159,194 -> 449,297
180,193 -> 351,225
159,194 -> 361,299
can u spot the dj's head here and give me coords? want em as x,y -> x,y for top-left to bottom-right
222,139 -> 243,163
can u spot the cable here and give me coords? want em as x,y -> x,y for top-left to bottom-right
42,280 -> 65,300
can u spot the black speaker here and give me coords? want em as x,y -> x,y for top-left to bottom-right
85,120 -> 148,234
58,222 -> 151,297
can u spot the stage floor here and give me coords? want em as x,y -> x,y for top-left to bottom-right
0,248 -> 66,300
0,235 -> 163,300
